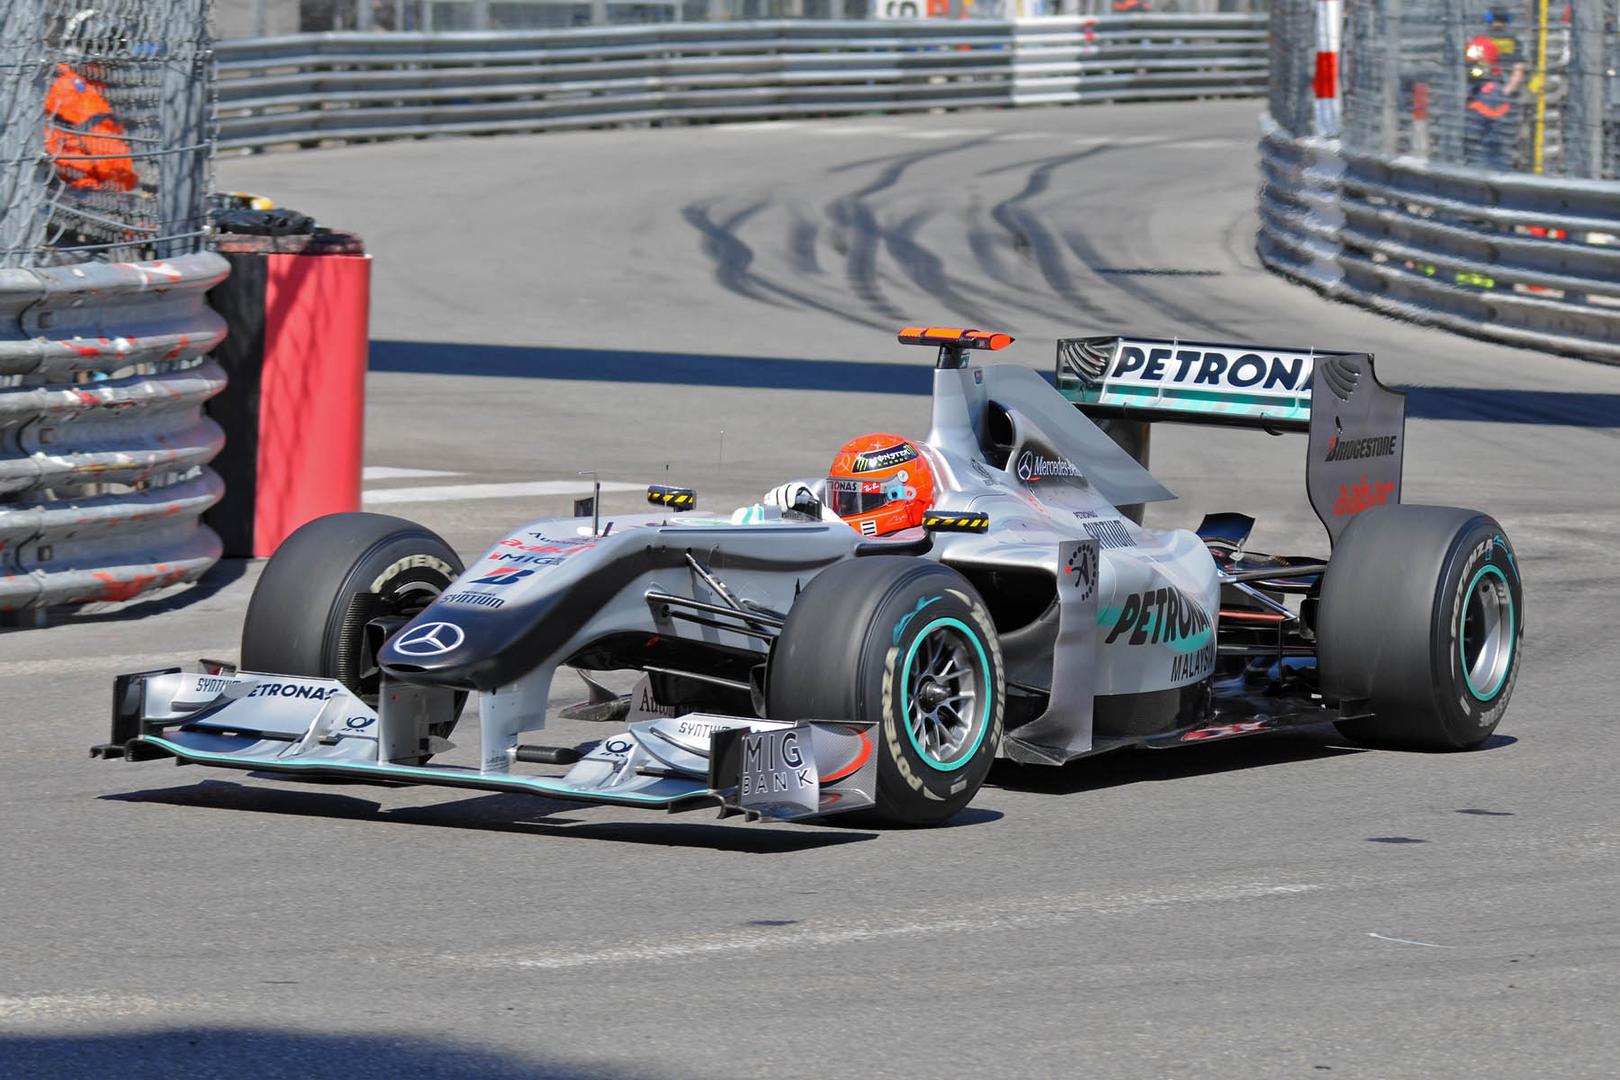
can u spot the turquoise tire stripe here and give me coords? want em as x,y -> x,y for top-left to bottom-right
899,616 -> 992,772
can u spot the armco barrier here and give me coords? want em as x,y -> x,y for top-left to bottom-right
213,15 -> 1268,151
0,254 -> 228,613
1259,112 -> 1620,364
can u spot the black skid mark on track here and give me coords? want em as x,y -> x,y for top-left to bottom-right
683,201 -> 891,331
824,136 -> 998,325
983,148 -> 1114,322
894,196 -> 1098,328
966,193 -> 1013,281
682,200 -> 784,307
1063,226 -> 1231,337
787,212 -> 822,276
883,209 -> 998,328
894,204 -> 1085,327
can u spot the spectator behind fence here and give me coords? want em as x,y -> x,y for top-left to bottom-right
1464,33 -> 1523,171
46,9 -> 137,193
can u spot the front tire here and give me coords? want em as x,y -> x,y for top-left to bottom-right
767,557 -> 1004,826
1318,505 -> 1522,750
241,512 -> 466,761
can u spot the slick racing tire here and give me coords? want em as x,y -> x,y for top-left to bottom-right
241,512 -> 466,763
1317,505 -> 1522,751
767,557 -> 1004,827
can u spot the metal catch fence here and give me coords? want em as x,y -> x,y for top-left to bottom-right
1339,0 -> 1617,180
0,0 -> 213,269
1259,0 -> 1620,364
1269,0 -> 1618,177
213,14 -> 1269,150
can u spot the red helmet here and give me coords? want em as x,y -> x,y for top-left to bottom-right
1466,35 -> 1500,68
825,433 -> 935,537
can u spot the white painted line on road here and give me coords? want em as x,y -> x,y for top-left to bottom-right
1368,933 -> 1456,949
363,480 -> 644,506
454,881 -> 1323,973
896,128 -> 995,140
712,120 -> 802,131
0,992 -> 168,1022
812,123 -> 905,136
362,466 -> 464,480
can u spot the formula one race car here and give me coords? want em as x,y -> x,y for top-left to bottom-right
94,327 -> 1523,827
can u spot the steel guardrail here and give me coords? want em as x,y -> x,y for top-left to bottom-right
0,253 -> 228,613
213,15 -> 1267,152
1257,111 -> 1620,364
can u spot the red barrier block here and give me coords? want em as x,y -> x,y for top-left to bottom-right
206,233 -> 370,558
254,253 -> 369,556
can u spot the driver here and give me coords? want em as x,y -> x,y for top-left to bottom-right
761,433 -> 936,537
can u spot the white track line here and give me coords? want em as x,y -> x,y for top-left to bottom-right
1368,933 -> 1456,949
810,123 -> 906,136
453,881 -> 1323,973
0,992 -> 170,1023
362,466 -> 464,481
712,120 -> 803,131
897,128 -> 995,140
362,480 -> 643,506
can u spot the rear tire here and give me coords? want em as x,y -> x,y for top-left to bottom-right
1318,505 -> 1522,750
767,557 -> 1004,827
241,512 -> 466,761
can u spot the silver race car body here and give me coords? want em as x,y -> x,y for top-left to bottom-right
96,327 -> 1421,824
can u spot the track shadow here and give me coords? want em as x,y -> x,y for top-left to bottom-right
367,341 -> 1620,428
370,340 -> 932,394
987,729 -> 1367,795
1401,387 -> 1620,427
100,780 -> 877,853
812,804 -> 1004,831
0,1028 -> 656,1080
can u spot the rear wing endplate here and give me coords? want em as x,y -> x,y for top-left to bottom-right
1055,336 -> 1407,544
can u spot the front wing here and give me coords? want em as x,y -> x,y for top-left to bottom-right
91,668 -> 879,823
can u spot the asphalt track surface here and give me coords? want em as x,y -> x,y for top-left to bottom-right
4,101 -> 1618,1079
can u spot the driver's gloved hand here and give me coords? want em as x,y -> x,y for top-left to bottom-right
762,481 -> 822,517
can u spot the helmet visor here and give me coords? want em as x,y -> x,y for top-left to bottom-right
826,477 -> 894,517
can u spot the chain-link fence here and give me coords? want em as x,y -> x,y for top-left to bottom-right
1272,0 -> 1618,178
1262,1 -> 1620,362
0,0 -> 213,268
1265,0 -> 1316,134
213,0 -> 1267,34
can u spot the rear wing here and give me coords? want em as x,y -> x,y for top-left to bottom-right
1056,336 -> 1325,431
1055,336 -> 1407,544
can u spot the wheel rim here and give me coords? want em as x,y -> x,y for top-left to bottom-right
1460,564 -> 1514,701
901,617 -> 991,771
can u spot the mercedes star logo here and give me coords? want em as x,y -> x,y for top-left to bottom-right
392,621 -> 465,657
1016,451 -> 1034,482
